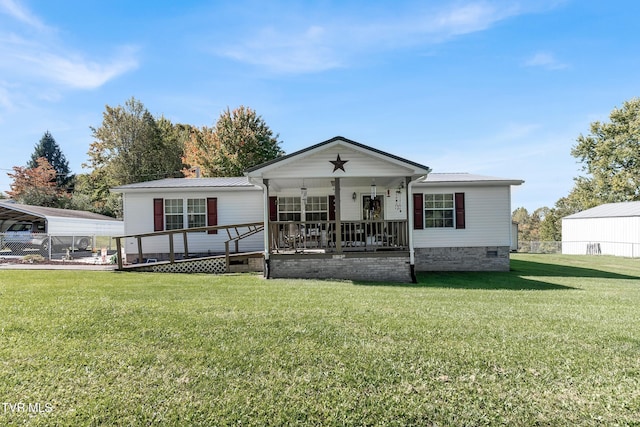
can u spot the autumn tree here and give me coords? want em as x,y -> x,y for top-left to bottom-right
28,131 -> 73,189
7,157 -> 66,207
183,106 -> 284,177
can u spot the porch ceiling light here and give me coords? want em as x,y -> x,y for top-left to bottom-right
370,182 -> 377,199
301,187 -> 308,203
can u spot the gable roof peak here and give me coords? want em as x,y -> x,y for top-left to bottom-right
245,135 -> 430,175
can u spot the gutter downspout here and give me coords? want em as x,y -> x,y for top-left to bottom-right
407,172 -> 430,283
249,177 -> 271,279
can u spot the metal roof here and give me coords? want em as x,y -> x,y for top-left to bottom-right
563,201 -> 640,219
112,177 -> 257,191
416,173 -> 524,186
0,201 -> 121,222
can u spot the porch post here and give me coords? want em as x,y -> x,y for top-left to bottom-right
407,176 -> 417,283
262,179 -> 271,278
334,177 -> 342,253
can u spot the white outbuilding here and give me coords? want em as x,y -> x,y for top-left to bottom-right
562,201 -> 640,257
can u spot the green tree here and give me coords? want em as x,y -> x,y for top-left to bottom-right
539,208 -> 561,242
183,106 -> 284,177
28,131 -> 73,190
571,97 -> 640,205
84,97 -> 185,214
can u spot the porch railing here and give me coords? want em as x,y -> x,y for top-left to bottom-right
114,222 -> 263,270
269,220 -> 408,253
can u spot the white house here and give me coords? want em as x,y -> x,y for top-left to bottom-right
562,201 -> 640,258
112,136 -> 523,282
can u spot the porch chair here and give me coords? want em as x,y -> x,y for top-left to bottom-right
283,223 -> 303,252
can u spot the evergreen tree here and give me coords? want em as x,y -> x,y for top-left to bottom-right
28,131 -> 73,189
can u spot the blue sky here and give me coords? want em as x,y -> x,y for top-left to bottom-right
1,0 -> 639,211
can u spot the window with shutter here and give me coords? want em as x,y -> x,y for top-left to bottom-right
207,198 -> 218,234
413,193 -> 423,229
455,192 -> 465,229
269,196 -> 278,221
153,199 -> 164,231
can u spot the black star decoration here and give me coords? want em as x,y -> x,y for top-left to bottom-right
330,154 -> 349,172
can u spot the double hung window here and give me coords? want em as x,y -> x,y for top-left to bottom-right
155,198 -> 215,231
424,194 -> 454,228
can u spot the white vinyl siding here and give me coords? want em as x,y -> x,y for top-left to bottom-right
121,189 -> 264,255
412,186 -> 512,248
261,145 -> 416,180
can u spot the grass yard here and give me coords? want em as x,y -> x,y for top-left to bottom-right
1,254 -> 640,426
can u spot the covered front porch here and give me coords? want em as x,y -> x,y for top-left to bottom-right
246,136 -> 430,283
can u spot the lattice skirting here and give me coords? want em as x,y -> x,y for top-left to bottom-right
148,257 -> 228,274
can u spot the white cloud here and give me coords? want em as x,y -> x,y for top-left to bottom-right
0,0 -> 139,104
0,0 -> 49,31
220,25 -> 342,74
216,1 -> 541,74
15,46 -> 140,90
524,51 -> 568,70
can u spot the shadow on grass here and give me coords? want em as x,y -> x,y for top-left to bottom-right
355,258 -> 638,290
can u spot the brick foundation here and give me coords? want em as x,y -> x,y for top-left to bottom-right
268,252 -> 412,283
414,246 -> 510,271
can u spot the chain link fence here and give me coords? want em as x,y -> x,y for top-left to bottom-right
518,241 -> 640,258
0,233 -> 118,263
517,241 -> 562,254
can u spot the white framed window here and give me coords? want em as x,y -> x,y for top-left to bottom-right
163,198 -> 208,230
424,193 -> 454,228
165,199 -> 184,230
187,199 -> 206,228
278,197 -> 301,221
305,196 -> 328,221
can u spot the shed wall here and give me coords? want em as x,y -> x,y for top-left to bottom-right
562,217 -> 640,257
46,216 -> 124,236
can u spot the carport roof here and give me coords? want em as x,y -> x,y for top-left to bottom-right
0,201 -> 119,222
564,201 -> 640,219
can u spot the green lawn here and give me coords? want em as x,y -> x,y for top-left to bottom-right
1,254 -> 640,426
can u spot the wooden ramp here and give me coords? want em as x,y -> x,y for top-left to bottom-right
114,222 -> 264,274
119,251 -> 264,274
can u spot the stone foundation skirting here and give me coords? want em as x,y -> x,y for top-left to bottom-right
268,252 -> 412,283
415,246 -> 510,272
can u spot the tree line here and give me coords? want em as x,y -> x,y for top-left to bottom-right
513,97 -> 640,243
5,97 -> 284,217
6,96 -> 640,230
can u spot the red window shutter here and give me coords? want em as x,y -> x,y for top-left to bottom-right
207,198 -> 218,234
413,193 -> 424,229
269,196 -> 278,222
329,195 -> 336,221
455,192 -> 465,229
153,198 -> 164,231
